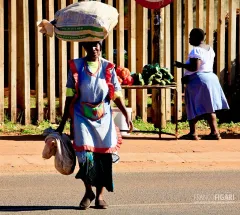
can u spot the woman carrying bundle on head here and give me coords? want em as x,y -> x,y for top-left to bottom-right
37,1 -> 135,210
56,40 -> 133,209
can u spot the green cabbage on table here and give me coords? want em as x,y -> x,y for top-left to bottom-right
131,63 -> 175,86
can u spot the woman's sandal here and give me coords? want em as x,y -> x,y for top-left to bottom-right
179,133 -> 200,140
95,199 -> 108,209
79,191 -> 96,210
201,133 -> 221,140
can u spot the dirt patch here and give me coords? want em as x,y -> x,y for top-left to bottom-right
1,161 -> 240,175
0,131 -> 240,175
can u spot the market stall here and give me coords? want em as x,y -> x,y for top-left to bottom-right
121,85 -> 178,139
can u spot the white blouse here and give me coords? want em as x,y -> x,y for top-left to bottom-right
184,46 -> 215,76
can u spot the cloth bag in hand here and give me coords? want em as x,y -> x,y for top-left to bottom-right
43,131 -> 76,175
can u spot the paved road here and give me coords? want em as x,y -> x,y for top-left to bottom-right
1,171 -> 240,215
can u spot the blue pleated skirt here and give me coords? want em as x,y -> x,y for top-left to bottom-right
185,72 -> 229,120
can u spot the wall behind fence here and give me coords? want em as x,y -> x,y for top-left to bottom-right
0,0 -> 239,125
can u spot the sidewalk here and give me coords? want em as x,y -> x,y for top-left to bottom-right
0,135 -> 240,174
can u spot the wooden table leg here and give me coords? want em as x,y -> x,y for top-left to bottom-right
175,88 -> 178,139
159,88 -> 162,139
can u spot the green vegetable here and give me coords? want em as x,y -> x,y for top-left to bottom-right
139,79 -> 145,86
166,73 -> 174,80
142,63 -> 162,84
161,67 -> 174,80
141,64 -> 173,86
160,67 -> 169,73
155,73 -> 163,79
153,63 -> 160,73
160,80 -> 166,85
131,73 -> 145,86
164,79 -> 171,85
148,74 -> 156,83
152,78 -> 161,85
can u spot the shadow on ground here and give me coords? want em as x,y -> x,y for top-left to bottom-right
218,132 -> 240,139
0,135 -> 45,141
0,206 -> 105,212
196,133 -> 240,139
0,206 -> 79,212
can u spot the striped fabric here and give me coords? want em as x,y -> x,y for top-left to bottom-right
53,1 -> 118,42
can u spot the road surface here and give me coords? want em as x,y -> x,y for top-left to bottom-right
1,171 -> 240,215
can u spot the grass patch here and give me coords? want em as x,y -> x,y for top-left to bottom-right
133,118 -> 190,134
218,121 -> 240,128
4,97 -> 60,109
133,118 -> 158,132
0,117 -> 70,135
132,118 -> 240,135
0,114 -> 240,136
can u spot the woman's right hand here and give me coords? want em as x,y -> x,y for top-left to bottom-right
55,97 -> 74,135
174,61 -> 183,68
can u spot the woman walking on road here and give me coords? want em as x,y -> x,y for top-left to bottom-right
56,41 -> 133,209
174,28 -> 229,140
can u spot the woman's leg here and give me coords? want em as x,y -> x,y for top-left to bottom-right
79,181 -> 95,209
96,186 -> 104,200
95,186 -> 108,209
205,113 -> 219,134
189,118 -> 198,135
180,116 -> 200,140
201,113 -> 221,140
84,181 -> 93,195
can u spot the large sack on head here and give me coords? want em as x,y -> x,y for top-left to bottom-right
38,1 -> 118,42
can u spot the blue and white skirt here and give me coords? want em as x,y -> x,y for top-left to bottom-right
185,72 -> 229,120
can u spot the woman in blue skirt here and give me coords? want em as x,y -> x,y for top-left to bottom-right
175,28 -> 229,140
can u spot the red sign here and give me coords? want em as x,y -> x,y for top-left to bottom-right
135,0 -> 173,9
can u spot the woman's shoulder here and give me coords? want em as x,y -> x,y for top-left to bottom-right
70,58 -> 84,64
100,57 -> 115,68
191,46 -> 204,52
189,45 -> 214,58
100,57 -> 113,64
193,44 -> 213,52
189,47 -> 204,59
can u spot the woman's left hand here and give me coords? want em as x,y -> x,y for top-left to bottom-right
125,115 -> 133,133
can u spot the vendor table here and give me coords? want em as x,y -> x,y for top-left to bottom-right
121,85 -> 179,139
